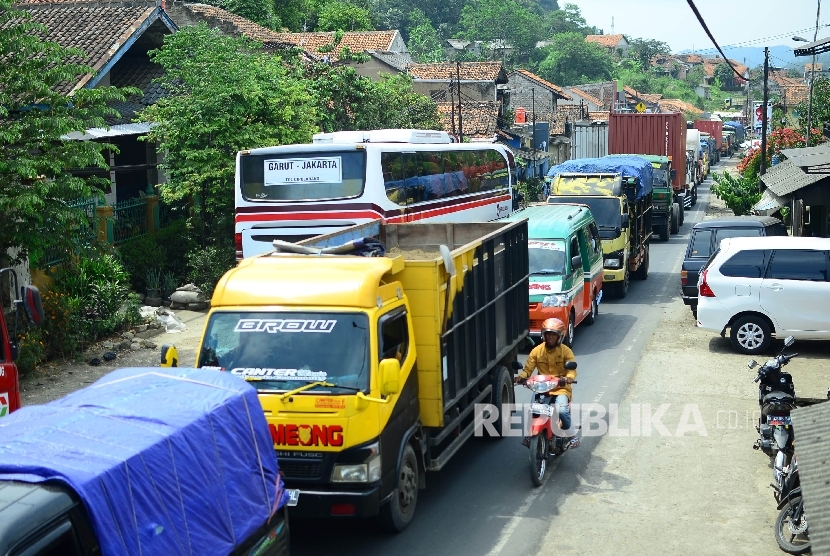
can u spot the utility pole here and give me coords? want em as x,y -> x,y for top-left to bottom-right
449,78 -> 457,140
532,88 -> 536,178
761,47 -> 769,178
456,61 -> 463,143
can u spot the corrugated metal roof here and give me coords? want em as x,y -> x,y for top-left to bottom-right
62,122 -> 153,141
759,160 -> 826,195
781,145 -> 830,173
753,188 -> 789,213
791,402 -> 830,555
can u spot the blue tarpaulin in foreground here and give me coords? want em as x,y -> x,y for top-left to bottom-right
0,367 -> 286,556
547,156 -> 654,201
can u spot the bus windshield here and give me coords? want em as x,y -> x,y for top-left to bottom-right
198,311 -> 370,393
239,151 -> 367,201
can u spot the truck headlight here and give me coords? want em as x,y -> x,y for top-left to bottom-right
542,294 -> 569,308
331,443 -> 381,483
604,258 -> 622,269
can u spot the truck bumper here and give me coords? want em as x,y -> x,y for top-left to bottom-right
287,486 -> 382,519
603,268 -> 626,282
652,214 -> 668,227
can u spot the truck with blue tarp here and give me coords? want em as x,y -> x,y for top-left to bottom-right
0,367 -> 290,556
546,156 -> 652,298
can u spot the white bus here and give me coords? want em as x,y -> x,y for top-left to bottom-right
235,129 -> 518,259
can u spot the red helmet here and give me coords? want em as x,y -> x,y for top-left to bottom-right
541,318 -> 566,343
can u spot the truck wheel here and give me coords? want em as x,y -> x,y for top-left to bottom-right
489,367 -> 513,438
678,201 -> 685,226
378,444 -> 419,532
670,204 -> 680,234
635,245 -> 649,280
659,224 -> 669,242
610,267 -> 629,299
691,185 -> 698,206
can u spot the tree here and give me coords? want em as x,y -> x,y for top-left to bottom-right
543,3 -> 599,37
537,32 -> 614,86
358,74 -> 443,130
202,0 -> 279,29
685,65 -> 705,87
458,0 -> 542,60
0,0 -> 133,266
316,1 -> 374,31
409,22 -> 444,62
795,77 -> 830,134
714,63 -> 735,87
627,38 -> 670,71
710,171 -> 760,216
140,25 -> 318,248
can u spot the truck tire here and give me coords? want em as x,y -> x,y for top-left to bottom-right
658,223 -> 669,242
378,444 -> 419,532
609,267 -> 629,299
678,201 -> 685,227
634,245 -> 649,280
691,185 -> 698,206
670,204 -> 680,234
489,366 -> 513,438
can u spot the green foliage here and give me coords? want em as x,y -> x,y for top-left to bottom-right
795,77 -> 830,134
204,0 -> 280,29
274,0 -> 315,31
685,66 -> 705,87
710,171 -> 761,216
141,25 -> 317,248
0,0 -> 135,267
186,242 -> 237,297
537,32 -> 613,86
714,63 -> 735,86
458,0 -> 542,60
627,38 -> 670,70
543,3 -> 598,36
517,178 -> 545,204
316,1 -> 373,31
116,219 -> 193,291
408,10 -> 444,63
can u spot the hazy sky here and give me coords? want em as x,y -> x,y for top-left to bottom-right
571,0 -> 827,54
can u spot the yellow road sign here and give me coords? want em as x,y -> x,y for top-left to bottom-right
635,102 -> 647,113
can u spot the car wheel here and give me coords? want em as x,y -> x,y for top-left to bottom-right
586,293 -> 598,326
730,315 -> 772,355
564,310 -> 575,346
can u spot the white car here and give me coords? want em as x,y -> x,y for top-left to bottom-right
696,236 -> 830,354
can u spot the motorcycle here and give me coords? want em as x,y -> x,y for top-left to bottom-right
774,457 -> 810,554
749,336 -> 798,485
518,361 -> 578,487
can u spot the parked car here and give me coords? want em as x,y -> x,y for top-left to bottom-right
681,216 -> 787,317
696,236 -> 830,354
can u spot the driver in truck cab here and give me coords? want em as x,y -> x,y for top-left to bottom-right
515,318 -> 579,447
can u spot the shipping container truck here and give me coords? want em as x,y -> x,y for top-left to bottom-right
686,129 -> 703,194
608,112 -> 691,224
571,121 -> 609,159
546,156 -> 653,298
163,221 -> 529,532
619,154 -> 678,241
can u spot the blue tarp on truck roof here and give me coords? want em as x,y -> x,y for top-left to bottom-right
547,156 -> 654,200
0,367 -> 285,556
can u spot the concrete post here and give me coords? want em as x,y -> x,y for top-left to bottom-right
96,205 -> 114,244
146,195 -> 159,234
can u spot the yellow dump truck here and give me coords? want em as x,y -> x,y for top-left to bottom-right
163,221 -> 529,532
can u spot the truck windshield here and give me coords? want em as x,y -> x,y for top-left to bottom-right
652,169 -> 668,186
528,240 -> 566,275
239,151 -> 367,201
198,311 -> 370,393
547,196 -> 621,238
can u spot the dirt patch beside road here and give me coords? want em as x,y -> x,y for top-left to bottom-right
20,309 -> 207,406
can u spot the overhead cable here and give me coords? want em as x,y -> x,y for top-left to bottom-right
685,0 -> 749,79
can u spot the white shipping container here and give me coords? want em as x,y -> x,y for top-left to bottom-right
571,122 -> 609,160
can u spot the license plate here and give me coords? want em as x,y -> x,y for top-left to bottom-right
286,489 -> 300,507
768,416 -> 792,426
530,403 -> 555,417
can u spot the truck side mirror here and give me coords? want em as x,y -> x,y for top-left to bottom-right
570,255 -> 582,270
621,214 -> 630,229
670,169 -> 677,181
21,286 -> 44,326
160,344 -> 179,367
379,358 -> 401,396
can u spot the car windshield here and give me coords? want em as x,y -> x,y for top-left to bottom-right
528,240 -> 566,275
652,169 -> 668,186
198,311 -> 370,393
547,197 -> 621,238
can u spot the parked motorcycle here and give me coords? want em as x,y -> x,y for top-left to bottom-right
749,336 -> 798,485
518,361 -> 578,487
774,457 -> 810,554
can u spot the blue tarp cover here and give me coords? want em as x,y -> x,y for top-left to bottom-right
0,367 -> 285,556
547,156 -> 654,200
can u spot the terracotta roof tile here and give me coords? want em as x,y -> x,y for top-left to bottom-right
107,58 -> 166,124
806,63 -> 823,72
568,87 -> 604,108
585,34 -> 625,49
588,111 -> 609,122
781,84 -> 809,105
179,3 -> 282,42
268,30 -> 398,61
676,54 -> 703,64
410,62 -> 506,82
435,101 -> 499,139
658,99 -> 703,116
702,57 -> 748,78
4,4 -> 158,93
368,50 -> 412,71
510,69 -> 571,100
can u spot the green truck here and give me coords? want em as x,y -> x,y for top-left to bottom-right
615,155 -> 678,242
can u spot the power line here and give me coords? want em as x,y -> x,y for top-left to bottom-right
685,0 -> 746,79
689,25 -> 830,52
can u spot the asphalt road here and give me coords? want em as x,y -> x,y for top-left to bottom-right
291,174 -> 715,555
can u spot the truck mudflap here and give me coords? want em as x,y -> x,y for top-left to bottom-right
286,486 -> 382,518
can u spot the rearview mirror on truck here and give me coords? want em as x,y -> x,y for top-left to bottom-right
571,255 -> 582,270
621,214 -> 630,229
379,358 -> 401,396
670,169 -> 677,181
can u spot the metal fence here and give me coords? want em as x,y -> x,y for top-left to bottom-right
39,197 -> 99,268
112,197 -> 148,244
158,199 -> 187,230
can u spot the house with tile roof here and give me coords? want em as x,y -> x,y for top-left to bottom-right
408,62 -> 508,103
657,99 -> 703,118
622,86 -> 662,112
558,81 -> 617,113
585,34 -> 629,58
9,1 -> 178,205
436,101 -> 500,141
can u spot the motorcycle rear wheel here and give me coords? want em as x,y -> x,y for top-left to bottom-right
775,497 -> 810,554
528,434 -> 549,487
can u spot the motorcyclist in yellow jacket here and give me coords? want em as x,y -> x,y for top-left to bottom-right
516,317 -> 579,447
